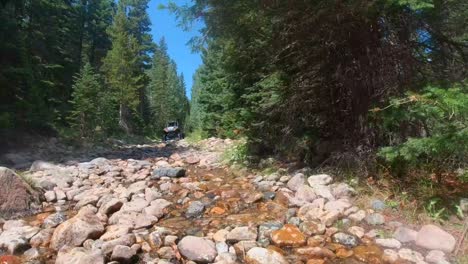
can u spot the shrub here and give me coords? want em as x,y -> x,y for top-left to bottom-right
377,83 -> 467,180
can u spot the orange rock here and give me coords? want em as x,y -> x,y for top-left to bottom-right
294,247 -> 336,259
336,248 -> 354,258
307,259 -> 326,264
0,256 -> 21,264
210,207 -> 226,215
353,245 -> 383,263
271,224 -> 306,247
307,237 -> 323,247
267,245 -> 286,255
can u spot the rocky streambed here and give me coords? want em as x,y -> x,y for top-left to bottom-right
0,138 -> 460,264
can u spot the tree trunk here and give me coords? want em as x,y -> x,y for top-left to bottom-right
119,104 -> 131,135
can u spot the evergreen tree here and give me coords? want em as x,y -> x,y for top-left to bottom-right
102,1 -> 143,134
68,62 -> 102,137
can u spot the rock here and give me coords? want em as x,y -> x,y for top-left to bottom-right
149,232 -> 163,248
177,236 -> 217,263
30,228 -> 54,248
331,232 -> 359,248
45,191 -> 56,202
98,198 -> 123,215
120,198 -> 149,213
312,185 -> 335,201
0,167 -> 41,219
415,225 -> 456,253
425,250 -> 449,264
100,225 -> 132,241
151,167 -> 186,179
460,198 -> 468,212
299,221 -> 326,236
186,156 -> 200,164
365,213 -> 385,225
324,199 -> 352,214
398,248 -> 425,263
43,212 -> 66,228
109,211 -> 157,229
294,246 -> 335,259
375,238 -> 402,249
383,249 -> 399,263
348,226 -> 365,238
30,160 -> 59,171
226,226 -> 257,242
143,199 -> 172,218
0,225 -> 39,253
213,230 -> 229,243
331,183 -> 356,199
371,199 -> 386,211
111,245 -> 136,263
287,173 -> 306,191
348,210 -> 366,222
294,185 -> 317,204
101,234 -> 136,255
186,201 -> 205,218
75,195 -> 100,209
56,247 -> 105,264
393,227 -> 417,243
0,255 -> 22,264
24,247 -> 40,260
307,174 -> 333,186
245,247 -> 288,264
145,188 -> 162,202
164,235 -> 178,246
157,246 -> 176,259
271,224 -> 306,247
216,241 -> 229,254
126,181 -> 147,197
50,206 -> 105,250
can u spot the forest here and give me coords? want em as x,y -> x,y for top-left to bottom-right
0,0 -> 189,139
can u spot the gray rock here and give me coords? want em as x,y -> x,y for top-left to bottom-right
151,167 -> 186,179
393,227 -> 417,243
246,247 -> 288,264
365,213 -> 385,225
460,198 -> 468,212
263,192 -> 276,200
24,247 -> 41,260
331,232 -> 359,248
371,199 -> 386,211
30,228 -> 54,248
111,245 -> 136,263
258,222 -> 282,246
0,222 -> 39,253
178,236 -> 218,263
30,160 -> 59,172
425,250 -> 449,264
43,212 -> 66,228
98,198 -> 123,215
186,201 -> 205,218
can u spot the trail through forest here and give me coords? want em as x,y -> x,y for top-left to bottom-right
0,138 -> 464,264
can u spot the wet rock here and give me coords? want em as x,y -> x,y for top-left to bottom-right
30,228 -> 54,248
0,167 -> 41,219
365,213 -> 385,225
398,248 -> 425,263
375,238 -> 401,249
331,232 -> 359,248
246,247 -> 288,264
371,199 -> 386,211
111,245 -> 136,263
43,212 -> 66,228
186,201 -> 205,218
393,226 -> 417,243
178,236 -> 217,263
258,222 -> 282,246
287,173 -> 306,191
307,174 -> 333,186
151,167 -> 186,179
56,246 -> 105,264
271,224 -> 306,247
227,226 -> 257,242
383,249 -> 399,263
51,206 -> 105,250
294,246 -> 335,258
425,250 -> 449,264
415,225 -> 456,253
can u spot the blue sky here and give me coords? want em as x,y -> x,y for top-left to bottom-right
147,0 -> 204,98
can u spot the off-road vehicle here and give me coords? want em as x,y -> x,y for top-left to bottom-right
163,121 -> 184,141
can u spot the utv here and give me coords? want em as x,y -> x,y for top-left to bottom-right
163,121 -> 184,141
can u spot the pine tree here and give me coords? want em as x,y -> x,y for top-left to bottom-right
102,1 -> 143,134
68,62 -> 102,137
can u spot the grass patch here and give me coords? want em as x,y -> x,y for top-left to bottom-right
222,139 -> 248,166
17,171 -> 37,189
185,129 -> 206,144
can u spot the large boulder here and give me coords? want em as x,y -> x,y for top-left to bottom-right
415,225 -> 456,253
0,220 -> 40,254
177,236 -> 217,263
50,206 -> 105,251
151,167 -> 186,179
246,247 -> 288,264
0,167 -> 41,219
